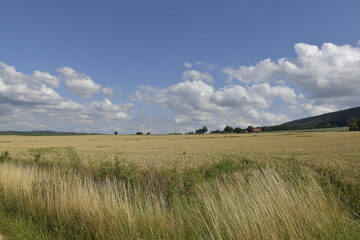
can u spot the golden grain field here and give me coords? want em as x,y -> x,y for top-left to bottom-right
0,132 -> 359,239
1,131 -> 359,182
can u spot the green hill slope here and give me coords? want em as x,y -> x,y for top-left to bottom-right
263,106 -> 360,131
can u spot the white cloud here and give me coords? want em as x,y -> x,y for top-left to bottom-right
223,59 -> 279,83
0,61 -> 133,133
132,78 -> 295,129
0,62 -> 61,105
57,67 -> 102,98
134,80 -> 222,113
223,43 -> 360,106
288,102 -> 337,117
211,83 -> 297,109
102,87 -> 113,97
32,70 -> 60,88
244,109 -> 289,128
88,98 -> 132,120
182,70 -> 214,82
132,70 -> 354,131
192,61 -> 217,71
3,41 -> 360,133
184,62 -> 192,68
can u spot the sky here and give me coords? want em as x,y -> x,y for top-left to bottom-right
1,0 -> 360,134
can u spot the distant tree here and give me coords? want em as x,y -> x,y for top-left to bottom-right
114,131 -> 118,135
210,130 -> 221,134
195,126 -> 208,134
349,118 -> 359,131
247,126 -> 254,133
202,126 -> 208,133
136,132 -> 143,135
223,126 -> 233,133
233,127 -> 242,133
146,132 -> 150,135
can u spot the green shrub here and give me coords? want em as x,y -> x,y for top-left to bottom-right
66,147 -> 81,169
34,153 -> 42,163
0,151 -> 10,163
204,157 -> 255,179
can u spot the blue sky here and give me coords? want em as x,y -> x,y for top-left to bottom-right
1,0 -> 360,133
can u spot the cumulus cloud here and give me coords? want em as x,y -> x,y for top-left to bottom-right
182,70 -> 214,82
32,70 -> 60,88
132,77 -> 295,128
89,98 -> 132,120
288,102 -> 337,117
57,67 -> 102,98
223,59 -> 279,83
3,41 -> 359,133
184,62 -> 192,68
133,80 -> 223,114
211,83 -> 297,109
135,44 -> 360,129
0,61 -> 133,132
223,42 -> 360,108
132,80 -> 226,126
102,87 -> 114,97
0,62 -> 61,105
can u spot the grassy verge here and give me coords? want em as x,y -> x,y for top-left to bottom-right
0,151 -> 359,239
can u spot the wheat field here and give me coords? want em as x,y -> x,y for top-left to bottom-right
0,132 -> 359,239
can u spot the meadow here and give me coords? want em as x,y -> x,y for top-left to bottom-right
0,132 -> 359,239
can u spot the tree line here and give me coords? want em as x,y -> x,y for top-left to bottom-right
116,125 -> 259,135
118,117 -> 360,135
187,125 -> 256,134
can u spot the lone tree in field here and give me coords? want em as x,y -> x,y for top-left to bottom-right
114,131 -> 118,135
136,132 -> 143,135
202,126 -> 208,133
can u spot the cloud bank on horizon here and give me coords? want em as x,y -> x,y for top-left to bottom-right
1,42 -> 360,133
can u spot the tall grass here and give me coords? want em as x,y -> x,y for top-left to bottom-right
0,159 -> 358,239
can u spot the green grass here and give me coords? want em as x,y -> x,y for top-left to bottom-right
0,210 -> 51,240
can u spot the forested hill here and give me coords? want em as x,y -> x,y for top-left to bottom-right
263,106 -> 360,131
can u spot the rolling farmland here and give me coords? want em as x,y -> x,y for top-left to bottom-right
0,132 -> 359,239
